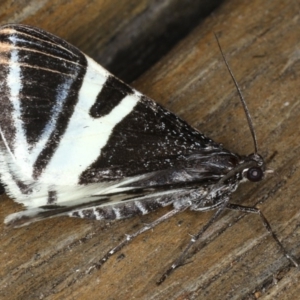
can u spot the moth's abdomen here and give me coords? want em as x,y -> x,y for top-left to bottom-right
69,199 -> 165,221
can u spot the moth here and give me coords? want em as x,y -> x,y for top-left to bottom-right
0,24 -> 297,284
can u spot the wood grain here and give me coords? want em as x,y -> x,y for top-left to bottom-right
0,0 -> 222,81
1,0 -> 300,299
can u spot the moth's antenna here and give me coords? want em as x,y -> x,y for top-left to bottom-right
214,33 -> 258,154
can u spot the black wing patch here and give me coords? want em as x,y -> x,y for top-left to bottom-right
80,94 -> 225,183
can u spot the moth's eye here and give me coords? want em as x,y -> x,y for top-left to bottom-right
246,167 -> 264,182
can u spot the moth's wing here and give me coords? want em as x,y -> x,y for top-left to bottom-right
0,24 -> 114,201
0,24 -> 232,227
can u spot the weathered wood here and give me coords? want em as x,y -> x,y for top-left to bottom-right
0,0 -> 222,81
1,0 -> 300,299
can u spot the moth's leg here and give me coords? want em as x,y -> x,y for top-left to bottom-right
88,206 -> 188,273
157,199 -> 229,285
226,203 -> 299,267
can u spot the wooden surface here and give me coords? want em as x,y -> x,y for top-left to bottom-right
1,0 -> 300,299
0,0 -> 222,81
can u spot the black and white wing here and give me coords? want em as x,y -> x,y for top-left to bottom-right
0,24 -> 240,227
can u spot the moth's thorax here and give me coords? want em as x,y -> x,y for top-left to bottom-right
185,152 -> 265,212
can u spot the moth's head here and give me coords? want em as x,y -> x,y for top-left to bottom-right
242,153 -> 265,183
